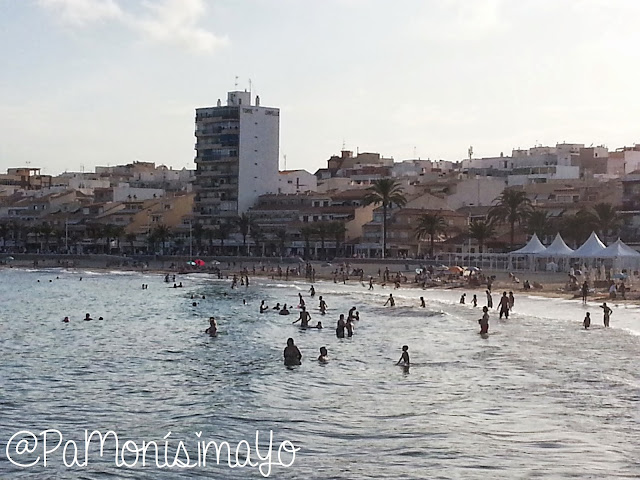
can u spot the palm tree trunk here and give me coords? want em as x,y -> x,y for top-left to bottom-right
382,204 -> 387,259
429,233 -> 434,258
510,221 -> 515,249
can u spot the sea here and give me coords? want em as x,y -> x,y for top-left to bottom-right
0,267 -> 639,479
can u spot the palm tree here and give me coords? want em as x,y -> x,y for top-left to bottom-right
152,224 -> 172,255
526,209 -> 553,241
591,203 -> 622,243
488,189 -> 533,249
192,223 -> 204,254
215,221 -> 234,254
363,178 -> 407,258
300,225 -> 315,260
468,219 -> 496,254
236,213 -> 255,255
87,223 -> 104,253
414,213 -> 447,258
39,223 -> 53,253
328,221 -> 347,258
251,224 -> 266,257
275,228 -> 288,257
314,222 -> 331,260
125,232 -> 137,254
557,210 -> 594,248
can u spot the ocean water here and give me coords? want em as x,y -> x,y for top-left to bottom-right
0,268 -> 639,479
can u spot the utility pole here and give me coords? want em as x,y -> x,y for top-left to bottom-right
189,220 -> 193,260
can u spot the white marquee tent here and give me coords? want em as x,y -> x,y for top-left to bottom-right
510,233 -> 547,255
540,233 -> 574,257
599,239 -> 640,258
572,232 -> 606,258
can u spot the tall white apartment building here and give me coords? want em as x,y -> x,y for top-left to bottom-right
194,91 -> 279,224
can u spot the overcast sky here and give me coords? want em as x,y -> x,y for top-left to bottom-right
2,0 -> 640,175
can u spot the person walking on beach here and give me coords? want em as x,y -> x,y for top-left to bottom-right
581,281 -> 589,304
336,314 -> 346,338
479,306 -> 489,335
498,292 -> 510,319
396,345 -> 410,366
486,290 -> 493,308
283,338 -> 302,366
583,312 -> 591,330
384,294 -> 395,307
601,303 -> 612,327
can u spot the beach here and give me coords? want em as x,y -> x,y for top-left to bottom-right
0,265 -> 639,479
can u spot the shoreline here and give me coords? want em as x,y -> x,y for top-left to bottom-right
3,254 -> 638,306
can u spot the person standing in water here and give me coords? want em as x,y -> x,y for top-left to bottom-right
318,346 -> 328,363
205,317 -> 218,336
298,293 -> 305,309
384,294 -> 395,307
345,315 -> 354,337
601,303 -> 612,327
479,306 -> 489,335
486,290 -> 493,308
420,297 -> 426,308
498,292 -> 510,319
260,300 -> 268,313
583,312 -> 591,330
369,277 -> 374,290
283,338 -> 302,366
309,285 -> 315,297
292,306 -> 312,328
318,296 -> 327,315
396,345 -> 410,366
508,291 -> 515,311
336,314 -> 346,338
459,293 -> 466,304
581,281 -> 589,304
472,294 -> 478,307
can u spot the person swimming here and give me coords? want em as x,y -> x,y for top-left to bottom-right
260,300 -> 268,313
292,306 -> 311,328
62,316 -> 69,323
205,317 -> 218,336
273,303 -> 281,311
336,314 -> 346,338
318,346 -> 328,363
279,304 -> 290,315
583,312 -> 591,330
84,313 -> 93,321
283,338 -> 302,366
396,345 -> 410,366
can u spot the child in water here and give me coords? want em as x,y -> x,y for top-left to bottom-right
396,345 -> 410,366
205,317 -> 218,336
479,306 -> 489,335
583,312 -> 591,330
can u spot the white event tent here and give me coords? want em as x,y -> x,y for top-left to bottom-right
541,233 -> 574,257
511,233 -> 547,255
572,232 -> 606,258
599,239 -> 640,259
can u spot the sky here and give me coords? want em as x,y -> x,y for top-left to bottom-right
2,0 -> 640,176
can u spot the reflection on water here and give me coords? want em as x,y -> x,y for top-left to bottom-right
0,268 -> 639,479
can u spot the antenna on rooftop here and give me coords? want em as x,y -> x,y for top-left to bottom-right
468,146 -> 473,160
248,78 -> 252,93
234,76 -> 239,88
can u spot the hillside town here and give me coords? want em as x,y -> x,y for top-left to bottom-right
0,90 -> 637,260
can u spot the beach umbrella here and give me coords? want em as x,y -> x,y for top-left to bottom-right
194,259 -> 205,266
